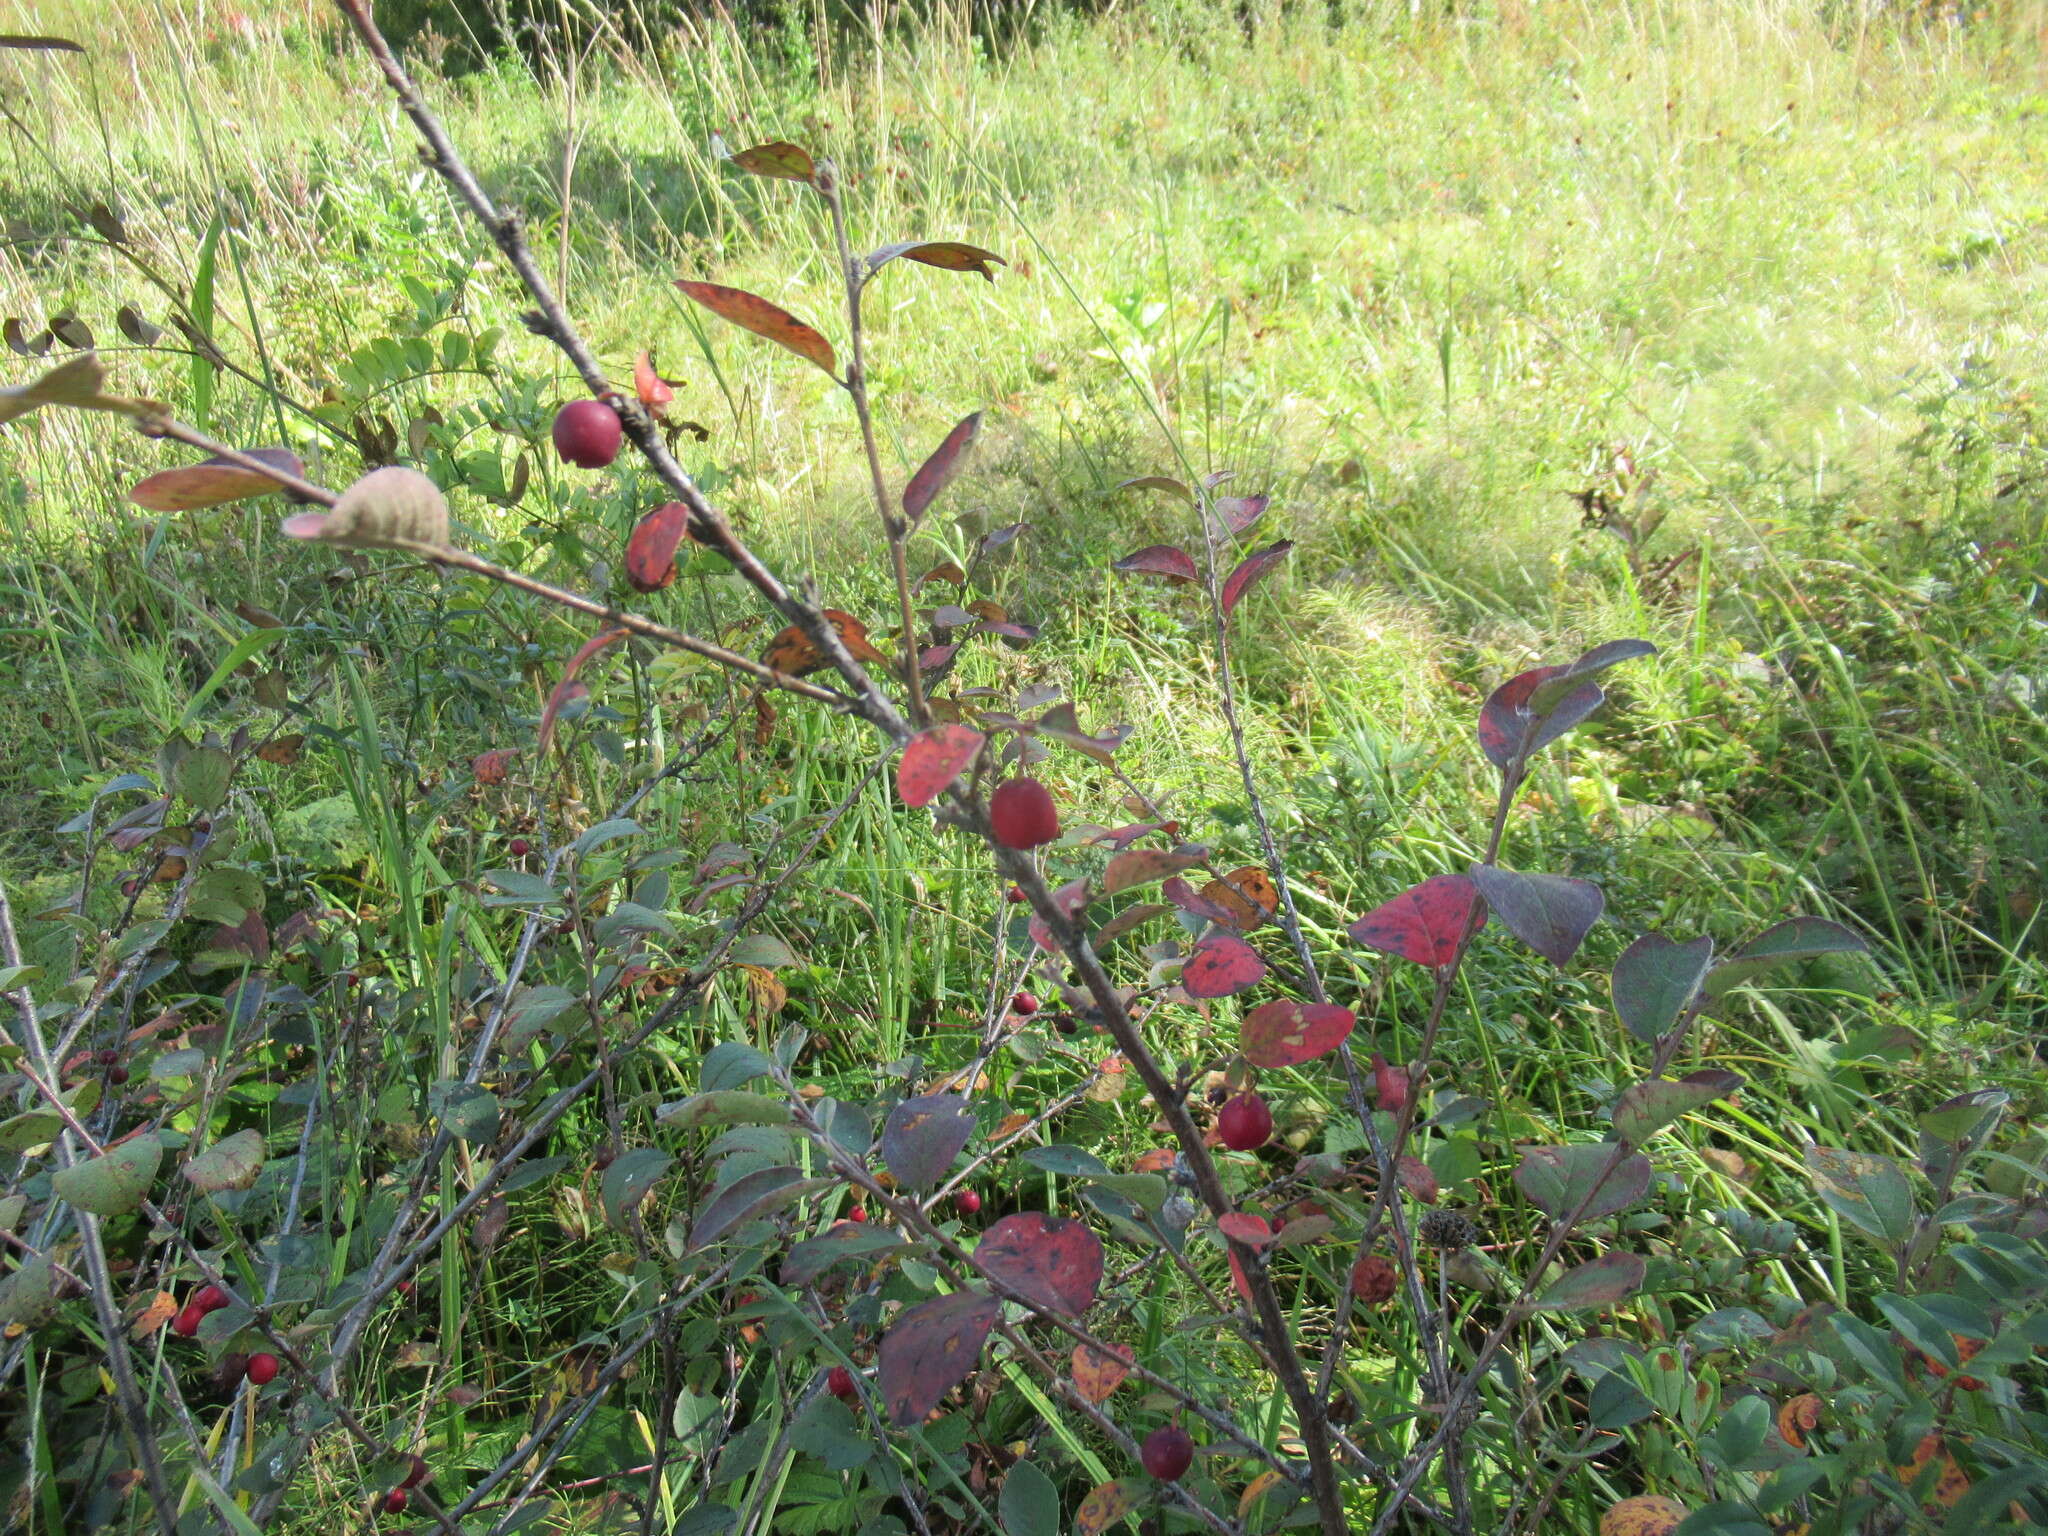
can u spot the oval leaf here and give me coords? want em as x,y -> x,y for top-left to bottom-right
1180,932 -> 1266,999
688,1166 -> 829,1250
903,411 -> 982,525
1070,1341 -> 1133,1403
1111,544 -> 1198,584
877,1289 -> 1001,1425
866,241 -> 1006,282
974,1212 -> 1103,1314
53,1132 -> 161,1217
181,1128 -> 265,1194
1534,1251 -> 1645,1311
625,502 -> 691,592
1220,540 -> 1292,616
130,448 -> 303,512
730,140 -> 815,182
1468,865 -> 1603,968
1240,999 -> 1355,1068
881,1093 -> 975,1191
1214,494 -> 1267,534
600,1147 -> 673,1229
538,629 -> 627,755
1075,1480 -> 1140,1536
1611,1070 -> 1744,1145
1612,932 -> 1715,1042
676,281 -> 836,376
1347,874 -> 1481,968
1513,1144 -> 1651,1224
897,724 -> 984,809
1704,917 -> 1869,997
1114,475 -> 1193,505
1102,847 -> 1208,895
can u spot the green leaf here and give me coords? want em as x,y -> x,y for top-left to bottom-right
701,1041 -> 775,1092
658,1091 -> 792,1131
687,1166 -> 828,1250
1513,1144 -> 1652,1223
1000,1458 -> 1061,1536
480,869 -> 562,906
788,1395 -> 874,1472
727,934 -> 798,969
53,1132 -> 162,1216
173,745 -> 233,813
1532,1251 -> 1644,1310
181,1128 -> 264,1193
600,1147 -> 674,1228
1611,932 -> 1714,1042
0,1110 -> 63,1152
780,1224 -> 915,1285
1019,1145 -> 1113,1178
1611,1070 -> 1743,1144
1704,917 -> 1867,997
179,627 -> 288,728
1805,1145 -> 1915,1252
0,1247 -> 63,1325
430,1082 -> 500,1143
570,817 -> 642,856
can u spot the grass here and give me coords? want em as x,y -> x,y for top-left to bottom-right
2,1 -> 2047,1532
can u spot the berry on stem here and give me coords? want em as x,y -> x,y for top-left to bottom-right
508,836 -> 531,856
954,1189 -> 981,1215
246,1352 -> 280,1386
171,1305 -> 204,1338
400,1455 -> 429,1489
847,1205 -> 867,1223
551,399 -> 622,469
193,1284 -> 230,1314
1010,991 -> 1039,1015
1217,1092 -> 1273,1151
1140,1425 -> 1195,1481
826,1366 -> 856,1400
989,778 -> 1059,850
383,1488 -> 409,1514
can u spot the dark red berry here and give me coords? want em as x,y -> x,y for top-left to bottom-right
1056,1017 -> 1078,1035
171,1305 -> 204,1338
1011,991 -> 1040,1016
551,399 -> 622,469
96,1048 -> 119,1066
246,1352 -> 280,1386
508,836 -> 531,856
826,1365 -> 856,1400
1005,885 -> 1026,904
847,1206 -> 867,1223
193,1284 -> 231,1313
954,1190 -> 982,1215
1140,1425 -> 1195,1481
988,778 -> 1059,850
1217,1092 -> 1273,1151
400,1455 -> 428,1489
383,1488 -> 409,1514
108,1066 -> 129,1085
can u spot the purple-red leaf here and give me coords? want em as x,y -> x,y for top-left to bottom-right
877,1289 -> 1001,1425
1181,932 -> 1266,999
897,724 -> 984,809
866,241 -> 1006,282
881,1092 -> 975,1190
729,141 -> 815,182
1214,494 -> 1267,534
1112,544 -> 1199,584
1240,1000 -> 1355,1069
1027,877 -> 1091,953
624,502 -> 690,592
903,412 -> 982,525
974,1212 -> 1103,1313
675,281 -> 836,376
131,448 -> 303,511
1468,865 -> 1603,968
1115,475 -> 1194,504
1347,874 -> 1482,968
538,629 -> 627,754
1220,540 -> 1292,616
1218,1212 -> 1275,1248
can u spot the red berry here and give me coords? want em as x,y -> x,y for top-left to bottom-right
508,837 -> 531,856
383,1488 -> 409,1514
108,1066 -> 129,1085
988,778 -> 1059,850
1011,991 -> 1040,1016
1005,885 -> 1026,904
171,1304 -> 205,1338
246,1352 -> 280,1386
827,1366 -> 856,1400
400,1455 -> 428,1489
1140,1425 -> 1195,1481
551,399 -> 622,469
193,1284 -> 231,1313
96,1048 -> 119,1066
1217,1092 -> 1272,1151
848,1206 -> 867,1223
954,1190 -> 982,1215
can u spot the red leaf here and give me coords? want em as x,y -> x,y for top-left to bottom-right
1220,540 -> 1293,616
1478,665 -> 1600,771
538,629 -> 627,754
634,350 -> 674,414
1223,1214 -> 1272,1302
974,1212 -> 1103,1314
1181,933 -> 1266,999
1112,544 -> 1199,584
1161,877 -> 1245,928
730,140 -> 815,182
903,412 -> 982,525
1214,494 -> 1267,534
877,1289 -> 1001,1425
130,448 -> 303,512
1217,1212 -> 1276,1248
1071,1341 -> 1133,1403
675,281 -> 836,376
1240,1000 -> 1354,1068
1115,475 -> 1194,504
897,724 -> 985,809
1347,874 -> 1482,968
624,502 -> 690,592
1026,878 -> 1091,953
1397,1156 -> 1439,1204
866,241 -> 1006,282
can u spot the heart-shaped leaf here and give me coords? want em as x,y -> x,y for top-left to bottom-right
131,448 -> 303,511
866,241 -> 1006,282
283,466 -> 449,552
1469,865 -> 1603,968
1112,544 -> 1199,584
1513,1144 -> 1651,1224
1612,932 -> 1715,1042
903,412 -> 982,524
1611,1070 -> 1744,1144
729,140 -> 815,182
676,281 -> 836,376
877,1288 -> 1002,1425
1533,1251 -> 1645,1311
1220,540 -> 1292,616
1348,874 -> 1482,968
881,1093 -> 975,1191
974,1212 -> 1103,1313
1240,999 -> 1355,1068
897,724 -> 984,808
1180,932 -> 1266,998
52,1132 -> 162,1217
625,502 -> 691,592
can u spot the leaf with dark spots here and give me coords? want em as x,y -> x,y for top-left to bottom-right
675,281 -> 836,376
897,724 -> 984,808
881,1093 -> 975,1191
1468,865 -> 1603,968
1180,932 -> 1266,998
1112,544 -> 1199,584
761,610 -> 887,676
866,241 -> 1006,282
130,449 -> 304,512
729,140 -> 815,182
625,502 -> 691,592
1070,1341 -> 1133,1402
1220,541 -> 1292,616
1347,874 -> 1482,968
974,1212 -> 1103,1313
1115,475 -> 1194,504
878,1290 -> 1002,1425
1214,494 -> 1267,534
1201,867 -> 1279,929
1612,932 -> 1715,1042
1240,1000 -> 1354,1068
903,412 -> 981,524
